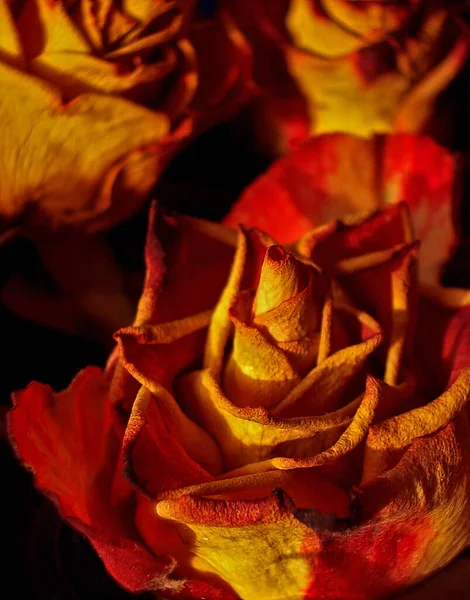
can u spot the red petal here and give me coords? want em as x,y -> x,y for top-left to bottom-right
8,368 -> 173,593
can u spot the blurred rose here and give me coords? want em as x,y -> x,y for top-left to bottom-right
0,0 -> 254,233
9,186 -> 470,597
224,0 -> 468,155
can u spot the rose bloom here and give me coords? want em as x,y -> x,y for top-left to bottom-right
223,0 -> 468,155
0,0 -> 253,232
8,133 -> 470,599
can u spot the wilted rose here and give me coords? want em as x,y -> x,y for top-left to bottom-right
9,168 -> 470,597
0,0 -> 254,233
223,0 -> 468,155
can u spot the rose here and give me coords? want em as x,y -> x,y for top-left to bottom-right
9,141 -> 470,598
0,0 -> 254,341
223,0 -> 468,155
0,0 -> 254,232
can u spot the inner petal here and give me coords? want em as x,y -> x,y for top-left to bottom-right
223,245 -> 323,408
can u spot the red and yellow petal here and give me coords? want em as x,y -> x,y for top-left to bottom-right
225,135 -> 456,284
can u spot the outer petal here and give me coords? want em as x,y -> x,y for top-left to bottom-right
225,135 -> 456,283
0,60 -> 168,231
153,411 -> 470,600
8,368 -> 173,593
415,287 -> 470,395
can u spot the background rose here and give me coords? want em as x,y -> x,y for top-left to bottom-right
0,0 -> 254,233
223,0 -> 468,155
8,194 -> 470,599
0,0 -> 254,341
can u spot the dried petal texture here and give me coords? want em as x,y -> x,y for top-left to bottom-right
224,0 -> 468,155
226,134 -> 457,284
0,0 -> 255,231
8,368 -> 176,593
9,202 -> 470,598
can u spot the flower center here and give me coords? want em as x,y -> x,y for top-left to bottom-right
223,244 -> 322,409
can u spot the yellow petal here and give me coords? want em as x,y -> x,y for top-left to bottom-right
287,0 -> 370,58
286,46 -> 409,137
223,310 -> 301,408
157,494 -> 312,600
272,331 -> 383,417
204,228 -> 249,374
0,60 -> 168,229
178,369 -> 359,471
362,367 -> 470,482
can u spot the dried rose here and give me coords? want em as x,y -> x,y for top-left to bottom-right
223,0 -> 468,155
0,0 -> 254,232
9,191 -> 470,598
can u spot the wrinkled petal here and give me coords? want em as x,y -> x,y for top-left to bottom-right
8,368 -> 176,593
154,409 -> 470,600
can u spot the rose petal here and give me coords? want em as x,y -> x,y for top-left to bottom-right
0,60 -> 168,230
135,207 -> 236,326
153,408 -> 470,599
204,227 -> 276,374
224,304 -> 301,408
362,368 -> 470,482
9,368 -> 120,526
272,331 -> 383,418
177,368 -> 363,470
8,368 -> 175,593
287,0 -> 373,58
333,242 -> 419,384
297,202 -> 414,269
415,287 -> 470,394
